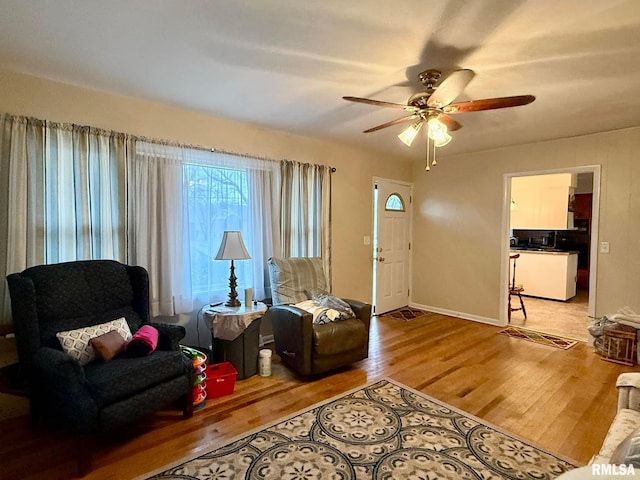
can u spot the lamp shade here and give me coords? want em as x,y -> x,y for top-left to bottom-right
215,231 -> 251,260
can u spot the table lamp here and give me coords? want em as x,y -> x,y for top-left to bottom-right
215,231 -> 251,307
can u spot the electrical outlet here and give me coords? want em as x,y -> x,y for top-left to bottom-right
600,241 -> 610,254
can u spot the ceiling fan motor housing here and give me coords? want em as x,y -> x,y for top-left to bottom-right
408,92 -> 433,108
418,69 -> 441,88
410,69 -> 443,108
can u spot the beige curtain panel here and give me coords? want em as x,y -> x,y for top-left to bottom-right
279,160 -> 332,290
0,113 -> 130,325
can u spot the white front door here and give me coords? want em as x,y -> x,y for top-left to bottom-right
373,179 -> 412,315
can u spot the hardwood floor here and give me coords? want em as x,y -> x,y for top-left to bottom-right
1,311 -> 635,479
510,289 -> 591,342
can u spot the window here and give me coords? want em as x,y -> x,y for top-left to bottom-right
133,142 -> 277,314
132,141 -> 327,315
385,193 -> 405,211
185,163 -> 254,296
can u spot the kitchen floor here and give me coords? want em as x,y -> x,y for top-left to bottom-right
509,288 -> 590,342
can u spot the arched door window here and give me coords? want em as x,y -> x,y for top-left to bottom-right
385,193 -> 405,212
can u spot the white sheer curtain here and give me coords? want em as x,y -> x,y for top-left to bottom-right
132,142 -> 280,316
129,142 -> 193,316
279,160 -> 332,289
248,163 -> 282,298
0,114 -> 129,326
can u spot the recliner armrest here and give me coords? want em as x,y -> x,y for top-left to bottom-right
342,298 -> 372,326
269,305 -> 314,332
147,321 -> 186,351
32,347 -> 85,383
617,373 -> 640,412
269,305 -> 314,374
32,347 -> 101,432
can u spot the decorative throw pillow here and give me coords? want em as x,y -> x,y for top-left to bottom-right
268,257 -> 327,305
56,317 -> 133,366
90,330 -> 126,362
610,426 -> 640,466
124,325 -> 159,357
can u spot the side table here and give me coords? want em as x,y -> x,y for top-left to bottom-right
203,302 -> 268,380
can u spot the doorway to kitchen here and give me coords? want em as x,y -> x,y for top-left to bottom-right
504,166 -> 600,342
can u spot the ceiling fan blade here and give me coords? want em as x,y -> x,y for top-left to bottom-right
437,114 -> 462,132
427,69 -> 475,108
343,96 -> 417,111
443,95 -> 535,114
363,114 -> 419,133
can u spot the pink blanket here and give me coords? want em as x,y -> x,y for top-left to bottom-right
125,325 -> 159,356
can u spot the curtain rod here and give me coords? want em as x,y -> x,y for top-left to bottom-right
135,135 -> 336,172
1,112 -> 336,172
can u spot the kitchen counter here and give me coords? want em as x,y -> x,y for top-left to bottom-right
510,249 -> 578,301
510,248 -> 579,256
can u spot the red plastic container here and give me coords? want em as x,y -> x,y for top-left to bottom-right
206,362 -> 238,398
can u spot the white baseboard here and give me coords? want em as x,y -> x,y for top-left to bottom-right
409,302 -> 506,327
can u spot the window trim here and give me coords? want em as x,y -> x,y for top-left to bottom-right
385,193 -> 406,212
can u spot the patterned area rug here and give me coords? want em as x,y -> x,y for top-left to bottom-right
142,378 -> 577,479
498,326 -> 579,350
384,306 -> 430,321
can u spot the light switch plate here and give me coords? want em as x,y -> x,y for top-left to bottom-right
600,241 -> 610,254
363,235 -> 371,245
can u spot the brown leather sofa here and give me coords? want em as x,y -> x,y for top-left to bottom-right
267,257 -> 372,376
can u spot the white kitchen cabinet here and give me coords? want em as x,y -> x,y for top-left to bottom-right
510,251 -> 578,301
510,173 -> 576,229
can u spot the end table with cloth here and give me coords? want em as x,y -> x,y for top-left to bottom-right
203,302 -> 267,379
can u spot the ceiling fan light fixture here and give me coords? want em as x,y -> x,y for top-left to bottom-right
427,117 -> 451,147
427,116 -> 446,135
434,131 -> 452,147
397,121 -> 423,147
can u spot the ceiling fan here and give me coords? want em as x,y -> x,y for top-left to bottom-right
343,69 -> 535,170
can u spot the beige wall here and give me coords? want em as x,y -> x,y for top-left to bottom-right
0,68 -> 412,306
411,127 -> 640,323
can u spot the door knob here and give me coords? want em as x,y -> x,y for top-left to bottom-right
377,257 -> 385,262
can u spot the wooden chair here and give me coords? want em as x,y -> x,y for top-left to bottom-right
508,254 -> 527,322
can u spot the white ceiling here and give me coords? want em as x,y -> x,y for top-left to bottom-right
1,0 -> 639,160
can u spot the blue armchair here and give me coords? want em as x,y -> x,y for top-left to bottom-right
6,260 -> 192,445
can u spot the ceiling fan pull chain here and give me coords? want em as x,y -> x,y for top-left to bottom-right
425,136 -> 431,171
432,141 -> 437,166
